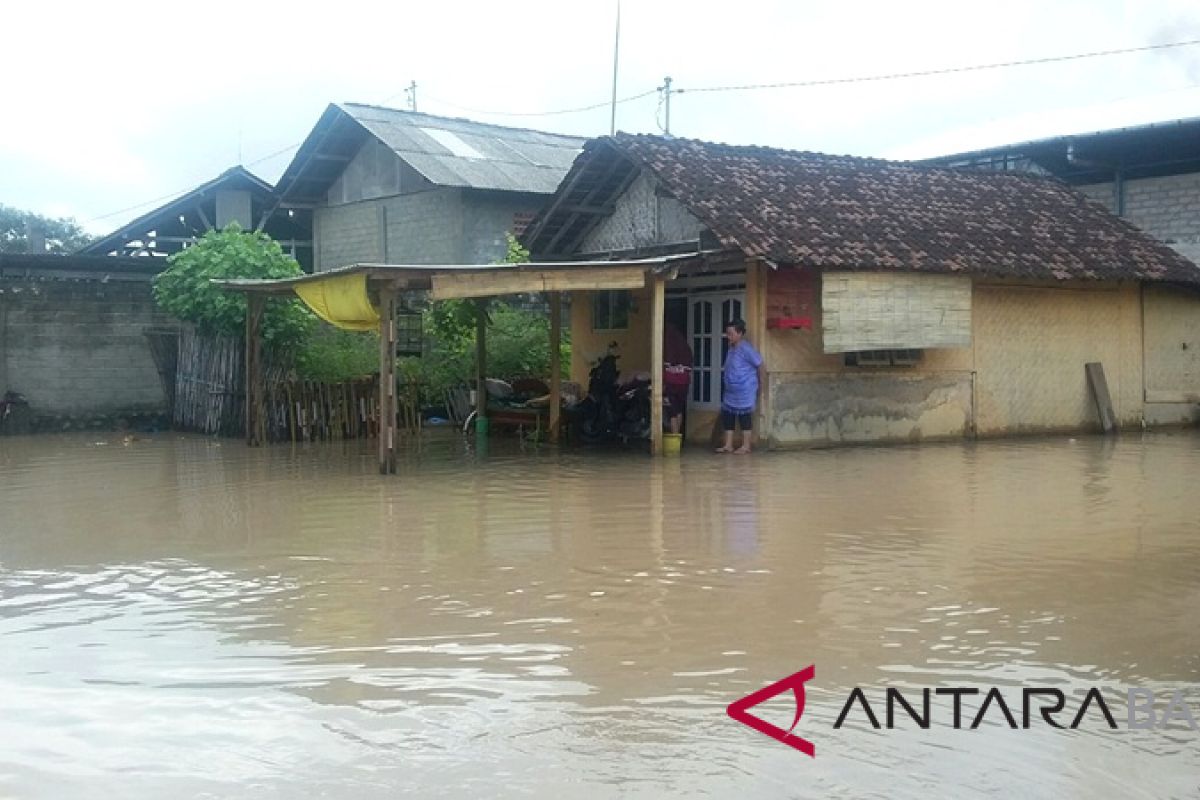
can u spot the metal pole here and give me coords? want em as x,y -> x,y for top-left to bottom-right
663,76 -> 672,135
610,0 -> 621,135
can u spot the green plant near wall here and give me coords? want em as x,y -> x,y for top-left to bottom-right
401,232 -> 571,403
152,224 -> 314,350
295,327 -> 381,382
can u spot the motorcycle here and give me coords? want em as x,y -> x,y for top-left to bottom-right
577,344 -> 620,443
576,344 -> 659,444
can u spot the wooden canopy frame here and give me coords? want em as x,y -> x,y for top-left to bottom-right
214,255 -> 698,472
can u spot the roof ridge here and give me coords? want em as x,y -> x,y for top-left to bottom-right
607,131 -> 1094,192
339,101 -> 587,143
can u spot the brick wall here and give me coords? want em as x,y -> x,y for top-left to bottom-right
1077,173 -> 1200,265
0,277 -> 176,417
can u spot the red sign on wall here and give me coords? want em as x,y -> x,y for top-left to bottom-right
766,268 -> 815,330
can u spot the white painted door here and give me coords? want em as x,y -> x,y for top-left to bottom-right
688,294 -> 744,410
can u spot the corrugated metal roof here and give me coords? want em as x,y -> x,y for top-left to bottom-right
340,103 -> 584,194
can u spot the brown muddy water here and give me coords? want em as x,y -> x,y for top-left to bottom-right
1,430 -> 1198,799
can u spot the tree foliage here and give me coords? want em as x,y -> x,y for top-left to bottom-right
152,224 -> 313,350
0,204 -> 95,253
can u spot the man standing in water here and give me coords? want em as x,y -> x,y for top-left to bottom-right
717,318 -> 764,454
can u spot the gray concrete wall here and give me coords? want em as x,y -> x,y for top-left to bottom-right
327,138 -> 403,206
316,187 -> 548,270
0,276 -> 175,419
1077,172 -> 1200,265
215,188 -> 253,229
460,190 -> 546,264
384,188 -> 466,264
770,372 -> 973,445
314,201 -> 381,270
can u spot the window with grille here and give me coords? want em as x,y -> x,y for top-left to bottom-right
843,349 -> 923,367
592,290 -> 631,330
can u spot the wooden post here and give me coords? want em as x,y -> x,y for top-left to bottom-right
1085,362 -> 1118,434
244,294 -> 264,446
378,285 -> 397,474
548,291 -> 561,443
475,299 -> 488,424
649,272 -> 665,455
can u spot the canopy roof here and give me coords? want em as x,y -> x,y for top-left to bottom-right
213,254 -> 701,329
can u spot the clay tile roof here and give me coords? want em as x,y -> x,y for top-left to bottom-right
604,132 -> 1200,285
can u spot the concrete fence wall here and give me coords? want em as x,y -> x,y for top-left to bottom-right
0,274 -> 175,425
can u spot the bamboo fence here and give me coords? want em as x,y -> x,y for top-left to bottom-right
173,327 -> 422,443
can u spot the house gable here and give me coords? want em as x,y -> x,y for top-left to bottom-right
325,137 -> 431,206
578,171 -> 708,254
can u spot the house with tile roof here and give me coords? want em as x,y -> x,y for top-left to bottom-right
524,133 -> 1200,447
922,116 -> 1200,267
275,103 -> 585,271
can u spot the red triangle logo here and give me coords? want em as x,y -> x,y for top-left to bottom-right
727,666 -> 816,757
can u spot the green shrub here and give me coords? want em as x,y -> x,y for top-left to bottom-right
295,326 -> 380,382
152,224 -> 313,351
403,300 -> 570,405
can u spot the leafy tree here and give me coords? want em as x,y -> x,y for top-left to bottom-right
0,204 -> 95,253
152,224 -> 313,350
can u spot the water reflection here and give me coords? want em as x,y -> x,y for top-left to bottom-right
0,431 -> 1198,797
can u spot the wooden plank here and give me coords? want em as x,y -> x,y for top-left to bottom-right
548,291 -> 561,443
430,266 -> 647,300
649,273 -> 665,456
1085,362 -> 1118,434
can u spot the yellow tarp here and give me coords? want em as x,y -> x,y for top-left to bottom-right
293,273 -> 380,331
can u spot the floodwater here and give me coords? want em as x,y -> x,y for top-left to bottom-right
1,430 -> 1198,799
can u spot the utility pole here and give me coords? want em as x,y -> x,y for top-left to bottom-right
405,81 -> 418,112
610,0 -> 621,135
660,76 -> 673,135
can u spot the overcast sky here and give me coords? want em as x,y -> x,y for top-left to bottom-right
4,0 -> 1198,235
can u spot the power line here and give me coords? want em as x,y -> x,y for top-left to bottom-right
421,88 -> 658,118
86,141 -> 302,225
675,38 -> 1200,96
87,37 -> 1200,227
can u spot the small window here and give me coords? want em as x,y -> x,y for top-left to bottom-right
844,349 -> 923,367
593,290 -> 631,330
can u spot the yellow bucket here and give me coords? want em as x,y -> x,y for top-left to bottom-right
663,433 -> 683,456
